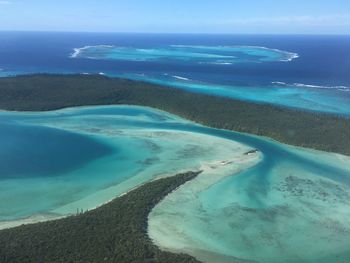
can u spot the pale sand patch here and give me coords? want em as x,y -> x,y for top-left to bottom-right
147,150 -> 261,258
0,129 -> 259,231
0,213 -> 64,231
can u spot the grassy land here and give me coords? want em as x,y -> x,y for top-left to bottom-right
0,172 -> 201,263
0,74 -> 349,155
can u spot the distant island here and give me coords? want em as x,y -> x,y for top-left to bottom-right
0,74 -> 349,155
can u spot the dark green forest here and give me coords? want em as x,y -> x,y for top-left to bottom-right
0,172 -> 201,263
0,74 -> 349,155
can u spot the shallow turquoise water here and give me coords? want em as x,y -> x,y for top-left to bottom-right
71,43 -> 350,116
0,106 -> 250,222
72,45 -> 298,64
1,105 -> 350,262
2,34 -> 350,116
114,73 -> 350,116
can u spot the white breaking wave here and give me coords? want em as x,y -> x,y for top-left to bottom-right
198,61 -> 234,65
70,44 -> 298,65
272,81 -> 350,92
70,45 -> 115,58
170,45 -> 299,62
271,81 -> 287,85
208,62 -> 233,65
172,75 -> 190,81
283,53 -> 299,62
236,45 -> 299,62
80,72 -> 106,76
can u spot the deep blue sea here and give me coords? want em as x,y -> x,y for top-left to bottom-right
0,32 -> 350,115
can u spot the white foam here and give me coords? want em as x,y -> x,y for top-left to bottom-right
243,46 -> 299,62
271,81 -> 287,85
198,61 -> 233,65
233,45 -> 299,60
71,48 -> 81,58
272,81 -> 350,92
283,53 -> 299,62
171,45 -> 299,62
293,83 -> 325,88
173,75 -> 190,81
70,44 -> 298,64
70,45 -> 115,58
210,62 -> 233,65
294,83 -> 350,92
229,45 -> 299,62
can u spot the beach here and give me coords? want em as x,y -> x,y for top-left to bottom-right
0,105 -> 260,230
0,105 -> 349,263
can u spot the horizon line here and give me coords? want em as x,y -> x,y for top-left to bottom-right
0,30 -> 349,36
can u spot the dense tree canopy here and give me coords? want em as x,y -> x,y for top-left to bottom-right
0,74 -> 349,155
0,172 -> 201,263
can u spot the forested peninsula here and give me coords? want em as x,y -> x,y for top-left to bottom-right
0,172 -> 201,263
0,74 -> 349,155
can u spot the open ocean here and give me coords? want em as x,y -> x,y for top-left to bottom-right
0,32 -> 350,115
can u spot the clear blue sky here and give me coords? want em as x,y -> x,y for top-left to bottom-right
0,0 -> 350,34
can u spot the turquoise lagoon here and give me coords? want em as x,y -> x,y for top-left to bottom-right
114,73 -> 350,116
2,34 -> 350,116
0,105 -> 257,227
71,45 -> 298,64
1,105 -> 350,262
71,44 -> 350,116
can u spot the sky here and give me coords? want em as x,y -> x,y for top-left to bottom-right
0,0 -> 350,34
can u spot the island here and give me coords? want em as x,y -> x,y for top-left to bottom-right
0,74 -> 349,155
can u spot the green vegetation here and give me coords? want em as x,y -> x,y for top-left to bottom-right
0,74 -> 349,155
0,172 -> 201,263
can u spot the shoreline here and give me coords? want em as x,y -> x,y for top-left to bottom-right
1,103 -> 349,234
0,172 -> 203,262
148,150 -> 261,262
1,73 -> 349,118
2,102 -> 348,159
1,105 -> 349,262
0,120 -> 262,230
0,149 -> 261,230
4,72 -> 349,117
0,74 -> 349,155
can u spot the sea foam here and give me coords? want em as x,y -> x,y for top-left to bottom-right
272,81 -> 350,92
172,75 -> 190,81
170,45 -> 299,62
70,44 -> 299,64
70,45 -> 115,58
